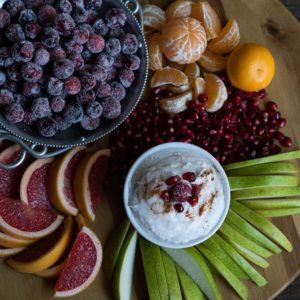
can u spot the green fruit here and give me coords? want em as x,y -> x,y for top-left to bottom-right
224,150 -> 300,171
258,208 -> 300,218
202,238 -> 248,279
163,247 -> 221,300
176,266 -> 205,300
140,238 -> 168,300
243,199 -> 300,210
226,210 -> 281,254
226,162 -> 297,176
113,228 -> 138,300
196,244 -> 248,300
103,218 -> 130,279
161,251 -> 182,300
228,175 -> 298,191
231,201 -> 293,252
231,187 -> 300,200
211,234 -> 267,287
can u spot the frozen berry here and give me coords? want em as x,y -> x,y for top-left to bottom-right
47,77 -> 64,96
110,81 -> 125,101
170,183 -> 192,202
76,89 -> 95,103
72,7 -> 88,23
21,62 -> 43,82
4,0 -> 24,17
95,82 -> 110,98
0,9 -> 10,29
94,53 -> 114,68
42,27 -> 60,48
69,53 -> 84,70
86,101 -> 102,118
105,38 -> 121,56
80,116 -> 100,130
113,53 -> 124,68
105,8 -> 126,29
37,117 -> 57,137
12,41 -> 34,62
23,82 -> 40,97
64,39 -> 83,54
92,64 -> 107,81
55,13 -> 75,36
8,64 -> 22,81
121,33 -> 138,54
92,19 -> 109,36
52,113 -> 71,130
49,47 -> 66,60
18,9 -> 37,24
101,97 -> 121,119
34,48 -> 50,65
86,34 -> 105,54
31,97 -> 51,118
64,76 -> 81,95
108,28 -> 124,38
0,71 -> 6,85
80,72 -> 96,90
5,24 -> 25,42
57,0 -> 72,13
63,102 -> 83,123
0,89 -> 13,106
106,67 -> 117,81
73,24 -> 90,44
37,5 -> 57,25
23,0 -> 42,9
25,21 -> 41,39
4,79 -> 19,92
119,69 -> 134,88
81,49 -> 92,62
53,58 -> 74,79
125,54 -> 140,71
23,109 -> 36,125
5,103 -> 24,123
50,96 -> 65,112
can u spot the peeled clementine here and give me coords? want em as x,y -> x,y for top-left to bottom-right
147,32 -> 164,71
161,17 -> 207,64
166,0 -> 193,21
227,43 -> 275,92
198,49 -> 227,72
143,4 -> 166,31
150,67 -> 189,88
184,63 -> 201,79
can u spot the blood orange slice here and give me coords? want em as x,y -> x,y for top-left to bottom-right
73,149 -> 111,222
0,230 -> 34,248
0,144 -> 32,199
49,147 -> 86,216
7,216 -> 72,273
54,226 -> 102,297
20,158 -> 55,211
0,246 -> 24,257
0,196 -> 63,240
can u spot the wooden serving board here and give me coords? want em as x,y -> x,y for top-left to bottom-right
1,0 -> 300,299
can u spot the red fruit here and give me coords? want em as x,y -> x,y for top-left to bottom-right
188,196 -> 198,207
160,190 -> 170,202
165,175 -> 181,186
173,203 -> 184,213
170,183 -> 192,203
282,136 -> 293,147
182,172 -> 196,182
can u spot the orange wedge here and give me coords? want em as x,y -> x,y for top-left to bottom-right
0,247 -> 24,257
193,77 -> 206,100
166,0 -> 193,21
184,63 -> 201,80
150,67 -> 189,88
198,49 -> 227,72
192,1 -> 222,40
0,231 -> 34,248
204,73 -> 228,112
208,19 -> 240,54
159,91 -> 193,114
143,4 -> 166,31
169,83 -> 192,94
147,32 -> 164,71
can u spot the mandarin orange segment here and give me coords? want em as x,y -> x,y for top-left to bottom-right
208,19 -> 240,54
147,32 -> 164,71
168,83 -> 192,94
193,77 -> 206,100
198,49 -> 227,72
161,17 -> 207,64
166,0 -> 193,21
191,1 -> 222,40
143,4 -> 166,31
184,63 -> 201,79
150,67 -> 189,88
204,73 -> 228,112
159,91 -> 193,114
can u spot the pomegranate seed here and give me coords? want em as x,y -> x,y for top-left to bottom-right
182,172 -> 196,182
160,190 -> 170,202
188,196 -> 199,207
281,136 -> 293,147
174,203 -> 184,213
257,89 -> 266,98
192,184 -> 202,196
271,144 -> 282,154
165,175 -> 181,186
277,118 -> 287,128
198,94 -> 208,103
274,131 -> 284,141
266,101 -> 278,111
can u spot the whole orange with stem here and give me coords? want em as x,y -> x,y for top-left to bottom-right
161,17 -> 207,64
227,43 -> 275,92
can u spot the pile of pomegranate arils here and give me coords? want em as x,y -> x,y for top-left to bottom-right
110,72 -> 292,182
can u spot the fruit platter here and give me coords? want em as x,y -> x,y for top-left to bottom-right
0,0 -> 300,299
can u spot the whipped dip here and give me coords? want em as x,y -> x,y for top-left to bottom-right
129,156 -> 225,244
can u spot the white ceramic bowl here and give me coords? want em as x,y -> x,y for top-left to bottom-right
123,142 -> 231,249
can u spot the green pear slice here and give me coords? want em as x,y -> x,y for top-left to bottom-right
113,228 -> 138,300
210,234 -> 267,287
176,266 -> 205,300
224,150 -> 300,171
226,162 -> 297,176
243,199 -> 300,210
196,244 -> 248,300
103,218 -> 130,279
231,201 -> 292,252
219,222 -> 272,258
226,210 -> 281,254
258,208 -> 300,218
231,187 -> 300,200
228,175 -> 298,191
161,251 -> 182,300
140,238 -> 168,299
202,238 -> 248,279
163,247 -> 221,300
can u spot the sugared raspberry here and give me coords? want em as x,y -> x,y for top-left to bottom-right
113,53 -> 124,68
37,5 -> 57,25
80,116 -> 100,130
110,81 -> 125,101
86,34 -> 105,54
80,72 -> 96,90
81,49 -> 93,62
25,22 -> 41,39
125,54 -> 141,71
92,65 -> 107,82
72,7 -> 88,23
105,8 -> 126,29
92,19 -> 109,36
18,9 -> 37,24
47,77 -> 64,96
0,89 -> 14,106
31,97 -> 51,118
64,39 -> 83,54
49,47 -> 66,60
55,13 -> 75,36
69,53 -> 84,70
5,103 -> 24,123
101,97 -> 121,119
53,58 -> 74,79
73,24 -> 90,44
86,101 -> 102,118
106,67 -> 117,81
105,38 -> 121,56
94,53 -> 114,68
23,82 -> 41,97
23,109 -> 37,125
64,76 -> 81,95
76,89 -> 95,103
34,48 -> 50,65
12,40 -> 34,62
62,102 -> 83,123
52,113 -> 72,130
0,9 -> 10,29
37,117 -> 57,137
41,27 -> 60,48
5,24 -> 25,42
56,0 -> 72,13
21,62 -> 43,82
95,82 -> 111,98
4,0 -> 24,17
170,183 -> 192,202
121,33 -> 138,54
0,71 -> 6,85
50,96 -> 65,112
119,69 -> 134,88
